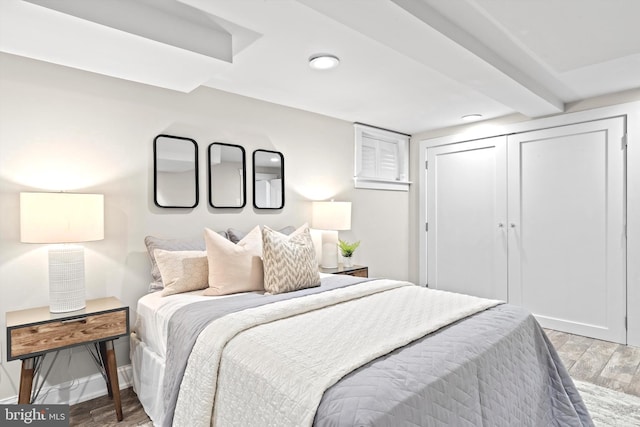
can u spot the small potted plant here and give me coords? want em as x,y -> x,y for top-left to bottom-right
338,239 -> 360,267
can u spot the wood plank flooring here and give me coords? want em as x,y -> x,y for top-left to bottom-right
545,329 -> 640,397
69,330 -> 640,426
69,387 -> 151,426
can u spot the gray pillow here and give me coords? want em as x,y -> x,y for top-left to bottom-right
144,232 -> 228,291
227,226 -> 295,244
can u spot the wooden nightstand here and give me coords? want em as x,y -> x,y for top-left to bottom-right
6,297 -> 129,421
320,264 -> 368,278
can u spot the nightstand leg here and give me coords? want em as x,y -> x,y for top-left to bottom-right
98,343 -> 113,398
99,340 -> 123,422
18,358 -> 35,404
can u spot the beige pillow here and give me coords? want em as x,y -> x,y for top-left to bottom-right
262,224 -> 321,294
154,250 -> 209,297
203,226 -> 264,296
144,231 -> 227,292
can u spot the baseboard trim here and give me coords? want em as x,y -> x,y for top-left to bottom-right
0,364 -> 133,405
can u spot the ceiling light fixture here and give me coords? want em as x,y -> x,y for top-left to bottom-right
461,114 -> 483,121
309,54 -> 340,70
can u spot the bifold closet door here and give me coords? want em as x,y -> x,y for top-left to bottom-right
507,117 -> 626,343
427,136 -> 508,300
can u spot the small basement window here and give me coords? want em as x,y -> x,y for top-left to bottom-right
353,123 -> 410,191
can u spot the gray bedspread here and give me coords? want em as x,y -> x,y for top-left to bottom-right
163,275 -> 373,427
163,276 -> 592,427
316,303 -> 592,427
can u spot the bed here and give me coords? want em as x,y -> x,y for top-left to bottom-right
131,226 -> 593,427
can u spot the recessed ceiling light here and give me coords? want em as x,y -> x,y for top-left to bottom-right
309,54 -> 340,70
461,114 -> 483,121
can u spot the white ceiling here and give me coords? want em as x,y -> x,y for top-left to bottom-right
1,0 -> 639,134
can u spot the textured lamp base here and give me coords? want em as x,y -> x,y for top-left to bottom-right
48,245 -> 86,313
320,230 -> 339,268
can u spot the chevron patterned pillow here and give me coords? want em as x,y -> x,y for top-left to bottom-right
262,224 -> 321,294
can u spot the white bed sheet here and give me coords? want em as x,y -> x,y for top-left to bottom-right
135,288 -> 244,358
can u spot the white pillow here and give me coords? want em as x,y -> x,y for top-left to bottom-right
203,225 -> 265,296
262,224 -> 321,295
154,249 -> 209,297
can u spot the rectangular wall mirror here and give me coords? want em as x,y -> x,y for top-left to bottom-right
153,134 -> 199,208
253,149 -> 284,209
208,142 -> 246,208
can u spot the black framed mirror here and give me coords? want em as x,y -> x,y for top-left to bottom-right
253,149 -> 284,209
208,142 -> 246,208
153,134 -> 199,208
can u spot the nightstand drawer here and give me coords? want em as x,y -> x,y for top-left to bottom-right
320,265 -> 368,278
348,267 -> 368,277
9,309 -> 127,360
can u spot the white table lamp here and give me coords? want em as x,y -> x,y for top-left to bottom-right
312,201 -> 351,268
20,192 -> 104,313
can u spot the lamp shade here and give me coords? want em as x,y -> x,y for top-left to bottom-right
312,201 -> 351,231
20,192 -> 104,243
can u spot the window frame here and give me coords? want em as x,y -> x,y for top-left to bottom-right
353,123 -> 411,191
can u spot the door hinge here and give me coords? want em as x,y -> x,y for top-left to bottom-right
425,222 -> 428,232
425,160 -> 428,169
622,133 -> 628,149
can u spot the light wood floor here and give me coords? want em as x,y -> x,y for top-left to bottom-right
544,329 -> 640,397
69,330 -> 640,426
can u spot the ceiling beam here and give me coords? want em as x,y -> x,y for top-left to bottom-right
391,0 -> 565,116
25,0 -> 233,62
0,0 -> 232,92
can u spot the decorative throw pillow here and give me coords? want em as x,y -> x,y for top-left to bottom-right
203,226 -> 264,296
154,250 -> 209,297
227,225 -> 296,244
262,224 -> 321,294
144,232 -> 227,291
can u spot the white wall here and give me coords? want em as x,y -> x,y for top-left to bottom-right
409,91 -> 640,347
0,53 -> 410,401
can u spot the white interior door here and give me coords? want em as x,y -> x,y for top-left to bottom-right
507,117 -> 626,343
427,136 -> 507,300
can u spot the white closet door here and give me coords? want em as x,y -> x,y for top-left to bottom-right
427,136 -> 508,300
270,178 -> 282,208
507,117 -> 626,343
255,180 -> 270,207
